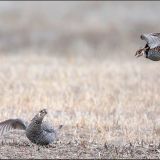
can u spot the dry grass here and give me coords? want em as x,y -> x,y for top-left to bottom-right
0,53 -> 160,158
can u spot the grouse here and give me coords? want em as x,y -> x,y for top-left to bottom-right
0,109 -> 63,145
135,33 -> 160,61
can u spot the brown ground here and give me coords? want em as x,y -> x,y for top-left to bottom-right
0,128 -> 160,159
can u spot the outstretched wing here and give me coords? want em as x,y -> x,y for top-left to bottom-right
141,33 -> 160,48
0,119 -> 27,136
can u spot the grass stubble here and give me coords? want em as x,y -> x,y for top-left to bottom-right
0,53 -> 160,158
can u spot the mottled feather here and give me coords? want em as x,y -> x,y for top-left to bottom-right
0,119 -> 26,136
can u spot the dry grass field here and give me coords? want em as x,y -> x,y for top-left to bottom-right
0,54 -> 160,158
0,1 -> 160,159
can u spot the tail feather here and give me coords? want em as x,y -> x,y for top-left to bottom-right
58,125 -> 63,130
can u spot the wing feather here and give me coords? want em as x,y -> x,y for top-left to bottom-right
0,119 -> 27,136
141,33 -> 160,48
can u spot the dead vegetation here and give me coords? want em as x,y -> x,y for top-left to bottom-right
0,54 -> 159,158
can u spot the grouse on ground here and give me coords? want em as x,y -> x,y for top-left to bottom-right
135,33 -> 160,61
0,109 -> 63,145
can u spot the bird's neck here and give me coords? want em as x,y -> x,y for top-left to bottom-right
31,114 -> 45,126
27,116 -> 43,133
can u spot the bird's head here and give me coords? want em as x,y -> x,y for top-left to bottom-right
31,109 -> 48,123
38,109 -> 47,118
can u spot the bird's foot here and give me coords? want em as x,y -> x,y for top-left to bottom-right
44,144 -> 56,148
36,145 -> 41,151
22,141 -> 33,147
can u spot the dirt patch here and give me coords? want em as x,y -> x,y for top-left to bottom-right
0,128 -> 159,159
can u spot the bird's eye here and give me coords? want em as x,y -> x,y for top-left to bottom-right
39,109 -> 47,115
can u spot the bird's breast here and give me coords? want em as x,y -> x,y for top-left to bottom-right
148,50 -> 160,61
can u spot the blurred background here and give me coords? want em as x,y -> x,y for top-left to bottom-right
0,1 -> 159,59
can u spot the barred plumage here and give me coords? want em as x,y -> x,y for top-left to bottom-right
0,109 -> 63,145
135,33 -> 160,61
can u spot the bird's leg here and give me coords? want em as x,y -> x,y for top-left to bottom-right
135,48 -> 144,57
45,144 -> 56,148
143,46 -> 149,51
135,46 -> 149,57
26,142 -> 34,147
36,145 -> 41,151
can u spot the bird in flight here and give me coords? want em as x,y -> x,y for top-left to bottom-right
0,109 -> 63,145
135,33 -> 160,61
